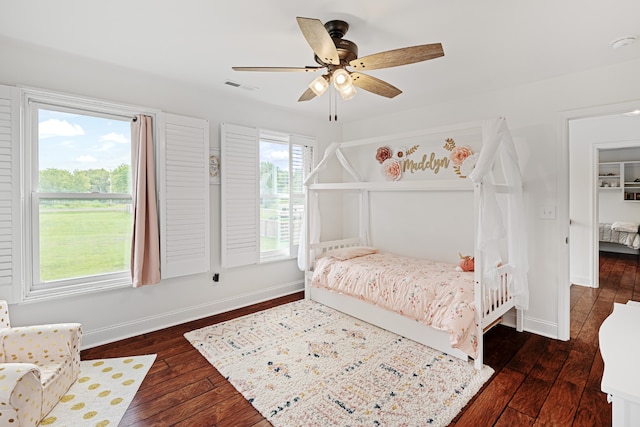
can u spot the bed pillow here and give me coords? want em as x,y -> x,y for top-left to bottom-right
611,221 -> 639,233
320,246 -> 379,260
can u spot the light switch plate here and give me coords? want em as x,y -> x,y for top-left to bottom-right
539,206 -> 556,219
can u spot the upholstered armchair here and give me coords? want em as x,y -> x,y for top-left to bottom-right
0,300 -> 82,427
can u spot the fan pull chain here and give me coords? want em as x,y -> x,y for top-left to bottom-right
327,86 -> 339,122
329,86 -> 332,121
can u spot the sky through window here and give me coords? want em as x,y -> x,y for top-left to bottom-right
38,109 -> 131,172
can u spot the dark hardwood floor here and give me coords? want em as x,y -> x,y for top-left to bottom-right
81,252 -> 638,426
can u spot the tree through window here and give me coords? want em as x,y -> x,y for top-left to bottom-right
32,106 -> 133,289
259,132 -> 307,262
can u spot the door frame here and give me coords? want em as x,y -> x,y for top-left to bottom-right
559,100 -> 640,341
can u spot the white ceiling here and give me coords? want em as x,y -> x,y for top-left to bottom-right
1,0 -> 639,123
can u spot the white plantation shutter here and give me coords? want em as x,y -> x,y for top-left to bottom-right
221,123 -> 259,268
159,113 -> 210,279
0,85 -> 21,303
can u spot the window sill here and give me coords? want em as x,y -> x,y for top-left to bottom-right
23,279 -> 132,304
259,255 -> 299,265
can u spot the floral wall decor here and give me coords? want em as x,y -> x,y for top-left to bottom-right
444,138 -> 478,178
375,137 -> 478,181
376,145 -> 419,181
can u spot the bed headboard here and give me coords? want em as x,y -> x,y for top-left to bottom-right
307,238 -> 362,269
309,238 -> 361,254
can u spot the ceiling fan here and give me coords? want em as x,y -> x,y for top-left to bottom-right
232,17 -> 444,102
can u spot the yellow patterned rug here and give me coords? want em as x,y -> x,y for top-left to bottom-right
39,354 -> 156,427
185,300 -> 494,427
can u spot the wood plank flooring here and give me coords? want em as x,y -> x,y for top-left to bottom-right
81,252 -> 637,426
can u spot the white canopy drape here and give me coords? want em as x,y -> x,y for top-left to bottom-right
298,141 -> 364,271
469,117 -> 529,310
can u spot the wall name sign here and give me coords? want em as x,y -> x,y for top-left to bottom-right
375,138 -> 478,181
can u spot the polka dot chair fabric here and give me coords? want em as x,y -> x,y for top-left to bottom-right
0,300 -> 82,427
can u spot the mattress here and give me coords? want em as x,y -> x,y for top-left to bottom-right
311,252 -> 479,358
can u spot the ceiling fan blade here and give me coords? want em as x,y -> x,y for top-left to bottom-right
351,72 -> 402,98
349,43 -> 444,71
232,66 -> 323,72
296,17 -> 340,65
297,87 -> 317,102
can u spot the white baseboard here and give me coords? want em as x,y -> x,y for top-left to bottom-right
81,281 -> 304,349
570,274 -> 593,288
502,309 -> 560,340
83,281 -> 563,350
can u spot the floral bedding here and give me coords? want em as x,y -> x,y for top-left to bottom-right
311,252 -> 479,358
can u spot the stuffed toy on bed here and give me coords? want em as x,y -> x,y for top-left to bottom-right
456,253 -> 474,272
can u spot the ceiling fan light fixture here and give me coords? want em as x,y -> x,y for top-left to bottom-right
332,68 -> 351,91
339,84 -> 357,101
309,75 -> 329,97
332,68 -> 357,100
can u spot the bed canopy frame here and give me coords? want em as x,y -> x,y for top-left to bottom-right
302,117 -> 528,370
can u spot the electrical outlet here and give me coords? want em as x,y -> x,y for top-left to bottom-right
212,273 -> 220,282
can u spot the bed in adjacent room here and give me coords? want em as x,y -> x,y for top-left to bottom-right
599,221 -> 640,255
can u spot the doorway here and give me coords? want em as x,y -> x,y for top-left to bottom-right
562,104 -> 640,341
596,145 -> 640,284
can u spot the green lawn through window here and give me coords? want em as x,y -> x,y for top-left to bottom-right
39,208 -> 133,282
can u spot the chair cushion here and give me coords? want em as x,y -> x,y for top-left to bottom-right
39,357 -> 76,418
0,363 -> 43,427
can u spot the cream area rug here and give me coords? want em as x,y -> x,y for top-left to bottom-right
39,354 -> 156,427
184,300 -> 493,427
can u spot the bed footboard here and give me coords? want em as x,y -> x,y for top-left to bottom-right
478,263 -> 517,330
472,263 -> 519,369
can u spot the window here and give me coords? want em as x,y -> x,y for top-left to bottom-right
259,131 -> 306,262
0,85 -> 209,303
25,94 -> 138,298
221,123 -> 315,268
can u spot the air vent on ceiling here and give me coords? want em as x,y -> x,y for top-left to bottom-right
224,80 -> 258,91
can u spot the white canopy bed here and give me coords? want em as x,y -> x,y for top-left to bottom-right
301,117 -> 529,370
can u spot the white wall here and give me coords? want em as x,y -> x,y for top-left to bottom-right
343,57 -> 640,339
599,191 -> 640,223
0,37 -> 342,347
336,125 -> 481,263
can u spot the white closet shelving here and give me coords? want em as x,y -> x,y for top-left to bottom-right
599,161 -> 640,201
